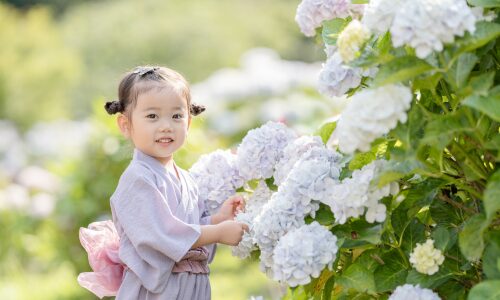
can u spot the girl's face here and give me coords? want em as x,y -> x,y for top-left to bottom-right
118,86 -> 191,165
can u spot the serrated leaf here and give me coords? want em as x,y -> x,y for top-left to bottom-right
463,88 -> 500,122
447,53 -> 478,88
458,21 -> 500,53
374,251 -> 408,292
373,56 -> 433,86
468,280 -> 500,300
406,267 -> 453,289
459,214 -> 488,261
336,263 -> 376,293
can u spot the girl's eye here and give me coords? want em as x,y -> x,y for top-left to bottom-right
173,114 -> 184,119
146,114 -> 158,119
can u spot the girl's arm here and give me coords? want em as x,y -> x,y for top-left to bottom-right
191,220 -> 248,248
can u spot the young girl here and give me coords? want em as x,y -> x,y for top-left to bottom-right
78,66 -> 248,300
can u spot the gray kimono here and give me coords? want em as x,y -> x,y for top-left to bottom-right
110,149 -> 213,300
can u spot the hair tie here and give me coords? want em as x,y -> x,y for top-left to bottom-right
104,100 -> 123,115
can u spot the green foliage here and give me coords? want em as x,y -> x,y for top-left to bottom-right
292,4 -> 500,300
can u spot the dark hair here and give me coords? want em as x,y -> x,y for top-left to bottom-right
104,66 -> 205,117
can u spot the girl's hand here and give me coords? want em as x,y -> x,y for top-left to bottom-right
215,195 -> 245,223
216,220 -> 249,246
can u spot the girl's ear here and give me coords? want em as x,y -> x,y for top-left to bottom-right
117,114 -> 131,138
187,116 -> 192,130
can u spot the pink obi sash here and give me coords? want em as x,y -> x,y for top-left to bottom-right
77,220 -> 209,299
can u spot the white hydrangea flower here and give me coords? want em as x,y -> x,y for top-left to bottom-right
274,136 -> 324,185
232,211 -> 257,259
362,0 -> 406,35
286,147 -> 344,201
321,160 -> 399,224
390,0 -> 476,58
237,121 -> 297,181
318,52 -> 362,98
232,181 -> 273,259
337,20 -> 371,63
253,191 -> 308,274
410,239 -> 445,275
334,84 -> 412,154
246,180 -> 274,216
190,149 -> 244,214
272,222 -> 338,287
389,284 -> 441,300
295,0 -> 364,37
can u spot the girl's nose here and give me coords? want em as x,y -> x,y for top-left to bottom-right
159,120 -> 173,132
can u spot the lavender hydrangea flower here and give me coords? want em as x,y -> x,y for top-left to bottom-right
295,0 -> 364,37
286,147 -> 344,201
272,222 -> 338,287
362,0 -> 406,35
321,160 -> 399,224
333,84 -> 412,154
318,51 -> 362,98
389,284 -> 441,300
390,0 -> 476,58
189,149 -> 244,214
237,121 -> 297,181
273,135 -> 324,185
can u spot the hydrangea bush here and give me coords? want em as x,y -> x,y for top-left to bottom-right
191,0 -> 499,298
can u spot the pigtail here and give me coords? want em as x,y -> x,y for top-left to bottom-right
190,103 -> 206,116
104,100 -> 123,115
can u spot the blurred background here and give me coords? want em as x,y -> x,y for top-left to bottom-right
0,0 -> 342,298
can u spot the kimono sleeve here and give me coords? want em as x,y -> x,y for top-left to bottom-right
112,175 -> 201,262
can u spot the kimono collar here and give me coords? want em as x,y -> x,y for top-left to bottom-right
132,148 -> 180,179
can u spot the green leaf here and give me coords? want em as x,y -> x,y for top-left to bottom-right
485,134 -> 500,150
484,170 -> 500,222
348,152 -> 376,171
336,263 -> 376,293
413,73 -> 443,91
467,0 -> 500,8
447,53 -> 478,88
459,214 -> 488,261
400,219 -> 426,254
374,251 -> 408,292
406,268 -> 453,289
314,204 -> 335,225
432,226 -> 452,252
468,71 -> 495,96
437,281 -> 467,300
468,280 -> 500,300
430,199 -> 463,228
422,109 -> 474,151
322,274 -> 335,300
375,159 -> 423,187
463,88 -> 500,122
373,56 -> 433,86
398,179 -> 443,210
458,21 -> 500,53
315,121 -> 337,144
322,18 -> 350,45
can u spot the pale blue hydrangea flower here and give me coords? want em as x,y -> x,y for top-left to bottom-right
272,222 -> 339,287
